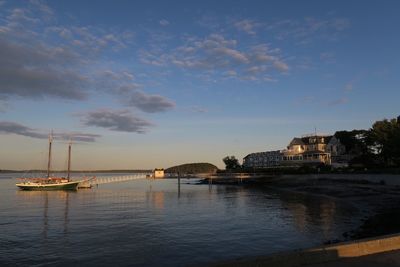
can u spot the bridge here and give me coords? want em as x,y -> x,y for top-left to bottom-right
78,173 -> 151,188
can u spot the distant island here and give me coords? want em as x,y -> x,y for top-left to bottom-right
165,163 -> 218,174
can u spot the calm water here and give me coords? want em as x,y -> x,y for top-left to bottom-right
0,173 -> 364,266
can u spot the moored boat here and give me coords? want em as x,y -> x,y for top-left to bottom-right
16,178 -> 80,190
16,133 -> 86,190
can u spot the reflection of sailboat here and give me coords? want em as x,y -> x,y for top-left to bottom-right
16,134 -> 82,190
17,190 -> 71,238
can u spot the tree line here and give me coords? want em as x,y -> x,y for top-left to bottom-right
335,116 -> 400,167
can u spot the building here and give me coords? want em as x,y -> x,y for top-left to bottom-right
243,150 -> 282,168
242,134 -> 346,168
282,134 -> 345,166
153,168 -> 165,178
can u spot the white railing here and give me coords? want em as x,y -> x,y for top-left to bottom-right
86,173 -> 150,186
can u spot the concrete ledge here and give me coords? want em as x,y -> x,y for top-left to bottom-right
210,233 -> 400,267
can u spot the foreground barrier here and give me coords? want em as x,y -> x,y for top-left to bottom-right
211,233 -> 400,267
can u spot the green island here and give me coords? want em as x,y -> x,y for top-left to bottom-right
165,163 -> 218,174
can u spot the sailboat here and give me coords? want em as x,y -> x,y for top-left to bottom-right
16,134 -> 81,190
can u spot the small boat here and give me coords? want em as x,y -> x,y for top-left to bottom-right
16,134 -> 83,191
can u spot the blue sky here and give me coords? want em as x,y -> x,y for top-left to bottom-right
0,0 -> 399,170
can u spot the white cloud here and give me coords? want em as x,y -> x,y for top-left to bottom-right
159,19 -> 169,26
140,33 -> 288,81
234,19 -> 258,35
273,60 -> 289,72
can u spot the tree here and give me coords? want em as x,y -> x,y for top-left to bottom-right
223,156 -> 241,170
369,118 -> 400,166
334,129 -> 370,155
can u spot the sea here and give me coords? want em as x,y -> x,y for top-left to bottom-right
0,173 -> 365,266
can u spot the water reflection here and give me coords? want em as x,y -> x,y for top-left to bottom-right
266,189 -> 355,241
146,191 -> 165,210
16,190 -> 73,239
43,192 -> 48,239
1,178 -> 365,267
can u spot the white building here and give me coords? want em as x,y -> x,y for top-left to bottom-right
153,168 -> 165,178
243,150 -> 282,168
242,134 -> 346,168
281,134 -> 345,166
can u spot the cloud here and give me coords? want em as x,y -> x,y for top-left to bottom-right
273,60 -> 289,72
92,69 -> 175,114
0,4 -> 140,103
140,33 -> 288,81
159,19 -> 169,26
0,121 -> 47,139
293,96 -> 316,106
197,14 -> 221,30
0,121 -> 100,142
328,97 -> 348,106
101,70 -> 135,82
53,132 -> 101,142
79,109 -> 154,133
267,17 -> 350,44
345,82 -> 353,92
320,52 -> 336,64
125,91 -> 176,113
223,70 -> 237,77
0,98 -> 8,112
189,106 -> 208,113
29,0 -> 54,17
234,19 -> 258,35
0,40 -> 88,100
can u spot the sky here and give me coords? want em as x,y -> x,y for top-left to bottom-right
0,0 -> 399,170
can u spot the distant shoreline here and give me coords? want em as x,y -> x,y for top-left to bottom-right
0,169 -> 152,173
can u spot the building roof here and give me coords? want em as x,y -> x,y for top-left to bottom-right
299,135 -> 333,145
243,150 -> 282,159
289,138 -> 305,146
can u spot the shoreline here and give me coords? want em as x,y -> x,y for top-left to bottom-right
202,174 -> 400,242
202,174 -> 400,266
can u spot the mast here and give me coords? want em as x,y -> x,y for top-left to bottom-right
47,132 -> 53,178
67,140 -> 71,181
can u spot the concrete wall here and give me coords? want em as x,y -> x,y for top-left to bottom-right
211,233 -> 400,267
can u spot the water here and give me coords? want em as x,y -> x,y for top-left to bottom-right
0,173 -> 364,266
